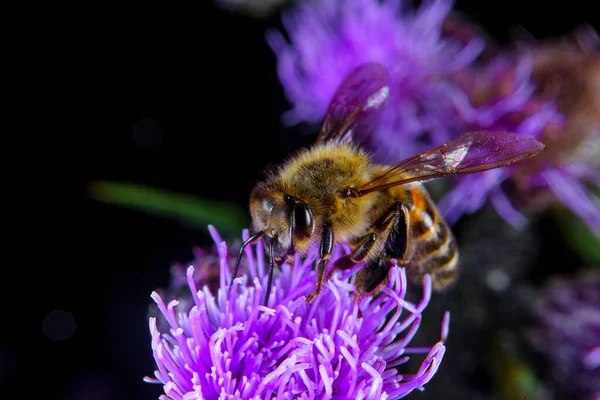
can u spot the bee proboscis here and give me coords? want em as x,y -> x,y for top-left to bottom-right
231,62 -> 545,305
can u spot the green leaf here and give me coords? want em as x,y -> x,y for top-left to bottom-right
487,333 -> 542,400
555,205 -> 600,265
87,181 -> 250,237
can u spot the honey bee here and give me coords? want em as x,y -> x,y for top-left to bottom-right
231,63 -> 545,305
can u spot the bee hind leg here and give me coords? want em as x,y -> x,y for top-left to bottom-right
354,202 -> 410,301
328,232 -> 377,279
354,257 -> 394,301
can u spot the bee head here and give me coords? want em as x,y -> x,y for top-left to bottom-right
250,182 -> 315,262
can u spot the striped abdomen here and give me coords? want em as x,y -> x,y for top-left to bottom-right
402,185 -> 459,290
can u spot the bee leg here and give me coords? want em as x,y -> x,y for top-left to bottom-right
264,239 -> 276,306
306,223 -> 334,304
381,202 -> 411,264
264,259 -> 275,306
230,230 -> 264,290
354,257 -> 393,300
353,203 -> 409,302
328,233 -> 377,279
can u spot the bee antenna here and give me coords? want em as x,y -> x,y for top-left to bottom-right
265,239 -> 275,306
230,230 -> 264,291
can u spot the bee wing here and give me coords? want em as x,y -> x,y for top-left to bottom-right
316,62 -> 390,144
355,131 -> 545,196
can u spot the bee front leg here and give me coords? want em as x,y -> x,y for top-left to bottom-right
306,223 -> 334,304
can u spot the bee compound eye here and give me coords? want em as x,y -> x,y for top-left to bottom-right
292,202 -> 314,239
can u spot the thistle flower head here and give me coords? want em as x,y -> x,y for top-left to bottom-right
436,31 -> 600,233
145,226 -> 449,399
267,0 -> 485,160
435,51 -> 567,228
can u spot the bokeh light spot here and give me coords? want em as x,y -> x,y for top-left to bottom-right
42,309 -> 77,341
485,269 -> 511,292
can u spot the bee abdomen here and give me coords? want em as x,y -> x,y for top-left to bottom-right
412,235 -> 459,290
414,217 -> 450,256
407,188 -> 459,290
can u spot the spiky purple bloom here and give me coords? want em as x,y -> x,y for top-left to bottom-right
145,226 -> 449,399
267,0 -> 485,160
526,272 -> 600,400
439,39 -> 600,233
267,0 -> 600,233
435,52 -> 567,228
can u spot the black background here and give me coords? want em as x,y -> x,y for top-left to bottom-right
14,1 -> 596,399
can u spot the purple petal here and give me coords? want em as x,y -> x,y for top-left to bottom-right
542,167 -> 600,234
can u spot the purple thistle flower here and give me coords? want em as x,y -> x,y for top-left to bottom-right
525,272 -> 600,400
267,0 -> 485,160
438,32 -> 600,233
435,52 -> 568,228
145,226 -> 449,399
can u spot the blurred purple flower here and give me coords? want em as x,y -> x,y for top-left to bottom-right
438,29 -> 600,233
525,272 -> 600,400
267,0 -> 485,159
435,52 -> 567,228
268,0 -> 599,233
145,226 -> 449,399
524,31 -> 600,234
